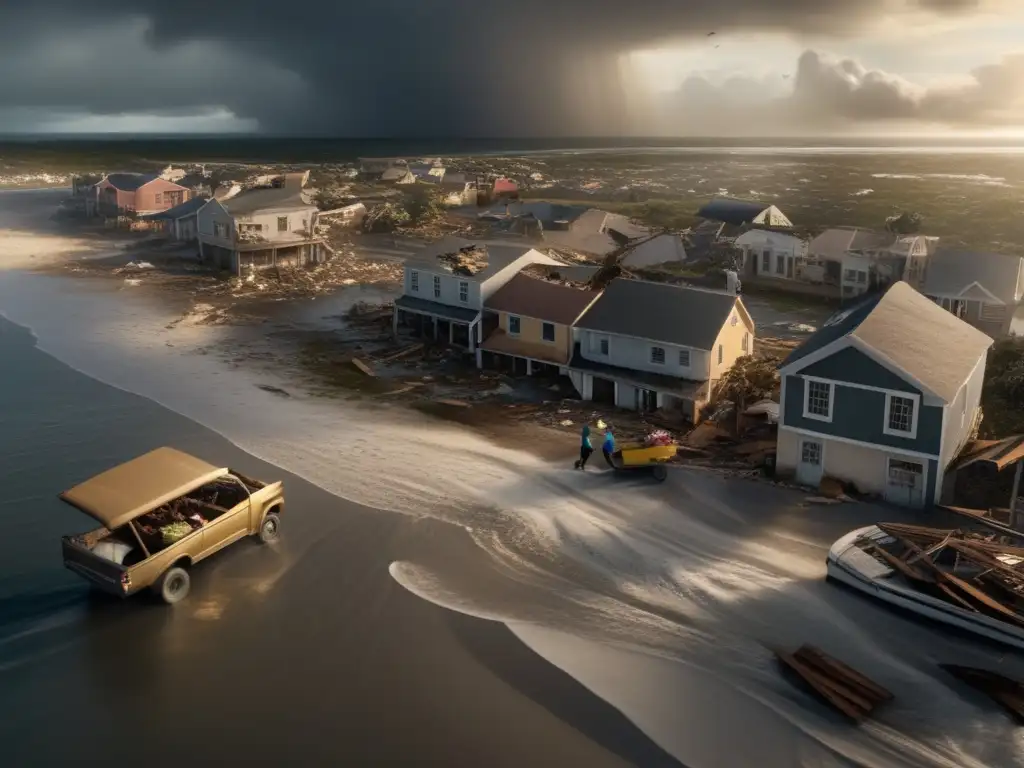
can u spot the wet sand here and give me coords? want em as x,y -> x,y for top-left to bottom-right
0,315 -> 675,767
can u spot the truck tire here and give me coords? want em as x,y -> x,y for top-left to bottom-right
259,512 -> 281,544
156,566 -> 191,605
652,464 -> 668,482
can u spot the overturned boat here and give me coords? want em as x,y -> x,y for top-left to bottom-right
827,523 -> 1024,650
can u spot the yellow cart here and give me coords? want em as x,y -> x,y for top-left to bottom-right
607,442 -> 677,482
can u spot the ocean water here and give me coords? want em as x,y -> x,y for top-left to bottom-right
2,191 -> 1024,766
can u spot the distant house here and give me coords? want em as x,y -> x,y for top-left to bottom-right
359,158 -> 406,180
381,166 -> 417,184
569,279 -> 754,421
409,163 -> 446,184
492,177 -> 519,199
140,196 -> 210,242
480,201 -> 649,257
89,173 -> 192,218
479,273 -> 601,375
733,229 -> 809,281
697,198 -> 793,229
777,282 -> 992,508
71,174 -> 103,198
921,248 -> 1024,338
196,187 -> 325,275
439,173 -> 478,206
393,237 -> 564,353
807,228 -> 933,298
619,234 -> 688,270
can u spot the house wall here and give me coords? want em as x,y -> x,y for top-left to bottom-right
782,356 -> 943,457
710,304 -> 755,381
403,265 -> 483,309
94,179 -> 134,213
497,312 -> 571,362
232,207 -> 317,244
135,179 -> 191,213
939,355 -> 986,472
197,199 -> 237,248
577,329 -> 710,381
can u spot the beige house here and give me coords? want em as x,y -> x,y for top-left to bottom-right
478,273 -> 601,376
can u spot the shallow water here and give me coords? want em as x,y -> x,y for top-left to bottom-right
3,191 -> 1024,766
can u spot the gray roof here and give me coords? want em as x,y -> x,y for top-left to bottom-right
922,248 -> 1024,305
486,201 -> 589,226
782,281 -> 993,402
394,294 -> 480,324
221,187 -> 313,215
697,197 -> 772,226
105,172 -> 159,192
141,196 -> 209,221
574,279 -> 742,350
807,227 -> 894,259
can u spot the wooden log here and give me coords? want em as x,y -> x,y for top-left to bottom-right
797,646 -> 894,704
351,357 -> 376,377
938,571 -> 1024,627
774,649 -> 867,721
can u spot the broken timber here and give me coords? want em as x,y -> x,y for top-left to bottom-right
351,358 -> 376,377
941,664 -> 1024,723
773,644 -> 893,722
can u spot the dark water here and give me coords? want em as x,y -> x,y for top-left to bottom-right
0,316 -> 674,767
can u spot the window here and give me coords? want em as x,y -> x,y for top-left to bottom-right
803,378 -> 833,421
599,337 -> 609,356
717,344 -> 723,365
590,334 -> 609,356
154,192 -> 163,204
650,346 -> 666,365
410,270 -> 419,292
213,222 -> 228,238
542,322 -> 555,342
801,440 -> 822,466
885,393 -> 918,437
678,349 -> 690,367
761,251 -> 770,273
856,271 -> 867,284
277,216 -> 289,232
459,281 -> 469,303
433,275 -> 441,298
844,268 -> 858,282
775,255 -> 785,275
742,332 -> 749,352
508,315 -> 521,335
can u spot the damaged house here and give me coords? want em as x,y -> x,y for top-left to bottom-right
140,196 -> 210,242
87,172 -> 193,218
777,282 -> 992,508
196,186 -> 326,275
569,279 -> 755,421
806,228 -> 935,299
480,201 -> 649,258
920,248 -> 1024,339
393,237 -> 564,353
697,197 -> 793,230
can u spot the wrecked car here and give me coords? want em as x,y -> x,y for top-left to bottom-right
60,446 -> 284,604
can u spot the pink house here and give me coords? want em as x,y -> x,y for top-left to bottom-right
90,173 -> 192,217
493,177 -> 519,199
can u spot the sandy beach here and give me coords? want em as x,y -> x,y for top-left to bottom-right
3,188 -> 1024,767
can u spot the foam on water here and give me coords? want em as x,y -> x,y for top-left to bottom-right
3,217 -> 1024,766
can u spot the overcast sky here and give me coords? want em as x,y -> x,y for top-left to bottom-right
0,1 -> 1022,137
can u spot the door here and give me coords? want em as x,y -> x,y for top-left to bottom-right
796,439 -> 824,488
885,458 -> 925,509
591,376 -> 615,405
636,388 -> 658,413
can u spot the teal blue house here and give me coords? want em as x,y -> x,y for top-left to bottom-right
777,282 -> 993,508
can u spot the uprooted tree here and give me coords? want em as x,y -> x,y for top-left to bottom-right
362,202 -> 411,233
714,353 -> 782,409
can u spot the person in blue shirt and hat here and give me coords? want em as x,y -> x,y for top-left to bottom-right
602,426 -> 616,468
574,424 -> 594,470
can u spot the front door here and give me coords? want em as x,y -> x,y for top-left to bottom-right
885,458 -> 925,509
796,439 -> 824,488
636,388 -> 658,413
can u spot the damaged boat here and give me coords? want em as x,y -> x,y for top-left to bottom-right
827,522 -> 1024,650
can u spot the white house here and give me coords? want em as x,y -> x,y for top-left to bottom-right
921,248 -> 1024,339
807,228 -> 934,298
733,229 -> 809,281
569,279 -> 755,422
393,237 -> 564,352
777,282 -> 992,508
196,187 -> 326,275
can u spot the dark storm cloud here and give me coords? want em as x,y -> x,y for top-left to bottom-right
0,1 -> 1012,135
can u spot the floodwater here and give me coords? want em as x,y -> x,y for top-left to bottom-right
2,189 -> 1024,767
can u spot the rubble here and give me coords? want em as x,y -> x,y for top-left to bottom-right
773,644 -> 894,722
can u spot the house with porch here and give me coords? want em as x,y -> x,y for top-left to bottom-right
569,279 -> 755,421
196,187 -> 326,275
393,238 -> 564,354
776,281 -> 992,509
920,248 -> 1024,338
478,274 -> 601,376
140,196 -> 210,242
806,228 -> 934,298
88,173 -> 192,218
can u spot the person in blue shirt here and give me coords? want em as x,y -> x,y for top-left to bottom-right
574,425 -> 593,470
602,428 -> 616,468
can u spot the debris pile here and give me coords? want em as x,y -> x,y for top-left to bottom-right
438,245 -> 489,276
773,644 -> 894,722
202,252 -> 402,300
941,665 -> 1024,722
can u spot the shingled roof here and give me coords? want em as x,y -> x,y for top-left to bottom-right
485,273 -> 599,325
574,279 -> 745,350
105,172 -> 159,192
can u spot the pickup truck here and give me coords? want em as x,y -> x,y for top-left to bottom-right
60,446 -> 284,604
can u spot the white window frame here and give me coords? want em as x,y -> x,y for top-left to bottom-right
678,349 -> 691,367
650,346 -> 666,365
741,333 -> 749,353
883,392 -> 920,439
541,322 -> 556,343
410,270 -> 419,292
508,315 -> 522,336
458,280 -> 469,303
802,376 -> 835,423
433,275 -> 441,298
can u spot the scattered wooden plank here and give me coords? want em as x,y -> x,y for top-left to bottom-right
938,572 -> 1024,627
351,358 -> 376,377
376,343 -> 424,364
941,664 -> 1024,723
774,648 -> 866,722
436,399 -> 471,408
797,646 -> 895,703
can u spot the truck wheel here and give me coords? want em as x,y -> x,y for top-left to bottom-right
259,513 -> 281,544
156,566 -> 191,605
652,464 -> 668,482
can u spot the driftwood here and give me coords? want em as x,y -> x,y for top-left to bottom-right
774,644 -> 893,722
941,664 -> 1024,723
351,358 -> 376,377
